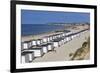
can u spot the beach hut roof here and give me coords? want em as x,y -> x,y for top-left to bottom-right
41,42 -> 52,46
29,46 -> 42,50
37,39 -> 42,41
22,40 -> 31,43
52,38 -> 62,42
21,51 -> 33,55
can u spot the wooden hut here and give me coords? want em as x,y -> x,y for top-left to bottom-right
22,41 -> 31,50
52,38 -> 62,48
49,36 -> 53,41
47,43 -> 54,51
27,46 -> 44,57
42,36 -> 48,43
41,43 -> 54,51
21,51 -> 34,63
37,39 -> 42,45
40,44 -> 48,53
31,40 -> 37,46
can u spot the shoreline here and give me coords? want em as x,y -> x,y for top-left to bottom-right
21,25 -> 89,42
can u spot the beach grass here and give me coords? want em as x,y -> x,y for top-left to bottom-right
70,37 -> 90,60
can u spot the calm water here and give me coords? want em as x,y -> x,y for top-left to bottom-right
21,24 -> 65,36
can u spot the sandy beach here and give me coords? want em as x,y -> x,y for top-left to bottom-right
21,25 -> 90,62
31,29 -> 90,62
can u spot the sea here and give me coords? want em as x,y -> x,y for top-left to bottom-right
21,24 -> 66,36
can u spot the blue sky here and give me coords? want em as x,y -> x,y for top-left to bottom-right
21,10 -> 90,24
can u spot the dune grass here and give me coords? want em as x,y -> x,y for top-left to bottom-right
70,37 -> 90,60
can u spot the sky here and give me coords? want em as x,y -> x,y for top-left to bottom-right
21,10 -> 90,24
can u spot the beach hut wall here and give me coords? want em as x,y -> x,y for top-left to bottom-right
22,42 -> 29,49
42,37 -> 48,43
27,47 -> 43,57
31,40 -> 37,46
22,41 -> 31,49
28,42 -> 32,48
21,51 -> 34,63
52,39 -> 61,47
54,36 -> 56,39
47,37 -> 50,42
40,44 -> 49,53
49,36 -> 53,41
68,36 -> 72,41
48,44 -> 53,51
37,39 -> 41,45
46,43 -> 53,51
53,42 -> 59,48
42,46 -> 48,53
63,37 -> 67,44
58,34 -> 61,38
61,38 -> 65,45
52,36 -> 56,39
71,35 -> 74,39
21,53 -> 29,63
64,33 -> 66,36
66,37 -> 69,42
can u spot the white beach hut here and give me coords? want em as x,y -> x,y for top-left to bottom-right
52,39 -> 62,48
67,35 -> 72,41
40,44 -> 48,53
31,40 -> 37,46
22,41 -> 31,50
47,36 -> 50,42
52,34 -> 58,40
21,51 -> 34,63
57,34 -> 61,38
28,41 -> 32,48
62,33 -> 66,37
27,46 -> 44,57
42,36 -> 48,43
41,43 -> 54,51
37,39 -> 42,45
49,36 -> 53,41
63,37 -> 67,44
47,43 -> 54,51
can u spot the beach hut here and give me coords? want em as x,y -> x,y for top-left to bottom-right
21,51 -> 34,63
49,36 -> 53,41
57,34 -> 61,38
42,36 -> 48,43
47,43 -> 54,51
47,36 -> 50,42
41,43 -> 54,51
27,46 -> 44,57
62,33 -> 66,37
52,34 -> 57,40
37,39 -> 42,45
28,41 -> 32,48
61,37 -> 65,45
67,35 -> 72,41
40,44 -> 48,53
52,38 -> 62,48
71,34 -> 75,39
31,40 -> 37,46
22,41 -> 31,50
63,37 -> 67,44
